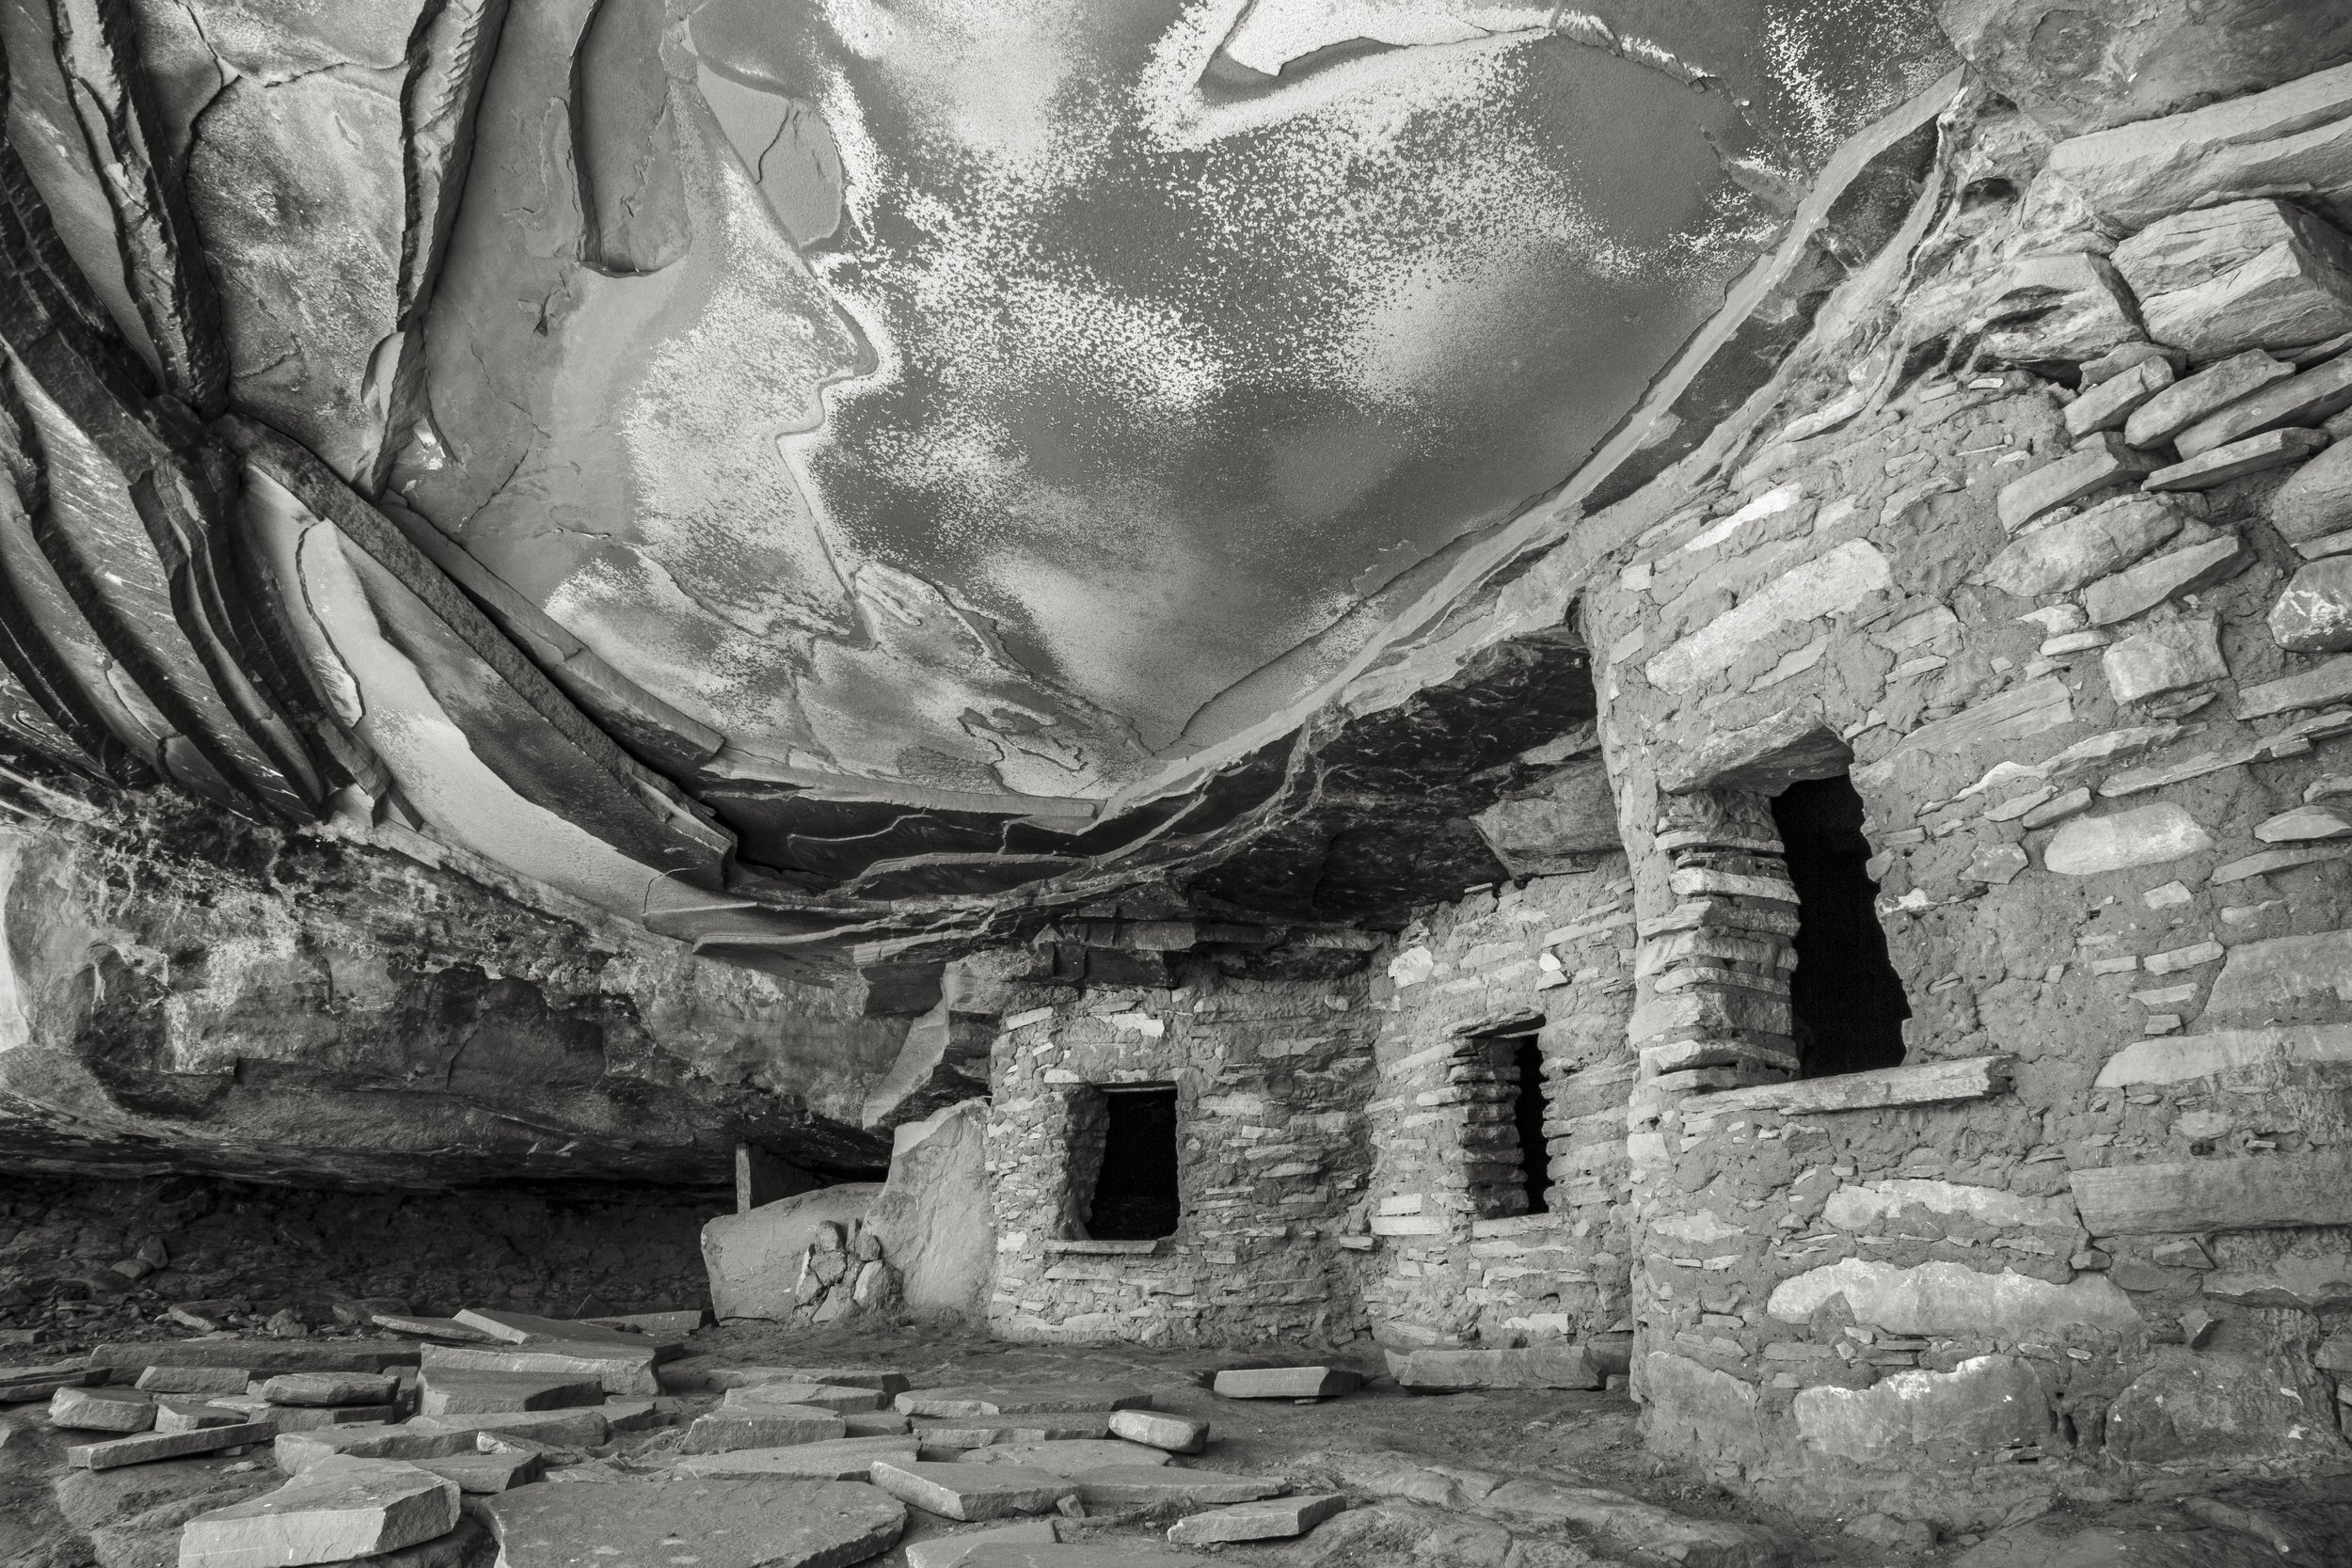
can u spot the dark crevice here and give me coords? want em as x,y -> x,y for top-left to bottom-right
1771,774 -> 1908,1078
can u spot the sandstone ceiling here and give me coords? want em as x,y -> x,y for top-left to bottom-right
0,0 -> 1963,975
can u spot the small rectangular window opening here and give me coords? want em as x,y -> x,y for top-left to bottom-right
1086,1083 -> 1180,1240
1771,774 -> 1910,1078
1506,1035 -> 1551,1214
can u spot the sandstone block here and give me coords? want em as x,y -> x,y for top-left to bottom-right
2124,349 -> 2295,449
2074,1152 -> 2352,1233
670,1362 -> 913,1397
960,1439 -> 1171,1475
2204,928 -> 2352,1026
1980,251 -> 2144,368
1791,1354 -> 2051,1464
1974,494 -> 2188,598
2067,355 -> 2174,437
1470,756 -> 1621,874
903,1523 -> 1057,1568
407,1408 -> 609,1445
2273,438 -> 2352,541
675,1434 -> 919,1480
1767,1258 -> 2138,1336
1995,436 -> 2157,532
1073,1465 -> 1286,1508
155,1400 -> 247,1434
50,1386 -> 155,1432
2178,352 -> 2352,456
1643,541 -> 1892,693
2085,533 -> 2253,626
260,1373 -> 398,1409
1395,1347 -> 1601,1392
417,1342 -> 662,1397
1166,1493 -> 1344,1545
89,1344 -> 415,1376
911,1417 -> 1114,1448
2150,428 -> 2331,490
2257,806 -> 2352,842
1105,1409 -> 1209,1453
1210,1367 -> 1359,1400
2048,63 -> 2352,230
2043,803 -> 2214,875
479,1477 -> 906,1568
2102,617 -> 2227,703
723,1381 -> 884,1415
450,1309 -> 663,1350
274,1425 -> 475,1475
2270,559 -> 2352,653
869,1459 -> 1075,1520
2108,1351 -> 2343,1463
405,1450 -> 545,1493
2237,654 -> 2352,718
137,1368 -> 250,1398
845,1410 -> 914,1435
898,1383 -> 1150,1418
216,1399 -> 398,1433
680,1406 -> 846,1453
2114,199 -> 2352,359
416,1371 -> 604,1416
865,1100 -> 996,1326
179,1456 -> 458,1568
702,1184 -> 883,1323
1655,706 -> 1850,796
70,1421 -> 278,1469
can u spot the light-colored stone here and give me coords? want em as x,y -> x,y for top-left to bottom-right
899,1385 -> 1149,1418
451,1309 -> 664,1350
1792,1354 -> 2051,1464
1210,1367 -> 1360,1400
1644,542 -> 1892,694
406,1450 -> 546,1493
2048,63 -> 2352,231
2256,806 -> 2352,842
2204,928 -> 2352,1025
1823,1179 -> 2077,1233
2273,437 -> 2352,541
2204,1255 -> 2352,1311
866,1101 -> 996,1325
1766,1258 -> 2140,1336
480,1476 -> 907,1568
274,1425 -> 477,1475
2178,351 -> 2352,456
682,1406 -> 847,1453
1654,707 -> 1850,797
1106,1409 -> 1209,1454
407,1408 -> 609,1444
2101,618 -> 2228,703
2271,559 -> 2352,653
155,1400 -> 248,1434
70,1420 -> 279,1469
1980,251 -> 2144,368
2066,356 -> 2174,437
1995,436 -> 2156,533
1974,495 -> 2186,598
2114,199 -> 2352,360
179,1456 -> 458,1568
2237,654 -> 2352,718
676,1434 -> 921,1480
2212,845 -> 2352,884
869,1459 -> 1075,1520
1167,1493 -> 1345,1544
417,1342 -> 663,1397
2151,428 -> 2332,490
137,1368 -> 251,1397
911,1417 -> 1116,1448
260,1372 -> 399,1408
702,1184 -> 884,1323
50,1386 -> 155,1432
2074,1152 -> 2352,1233
2084,533 -> 2252,626
1072,1465 -> 1286,1507
417,1371 -> 604,1416
2095,1023 -> 2352,1086
960,1439 -> 1171,1475
216,1399 -> 399,1433
2043,803 -> 2214,876
1683,1055 -> 2013,1117
2124,349 -> 2296,449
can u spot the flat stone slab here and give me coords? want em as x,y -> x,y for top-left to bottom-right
1397,1347 -> 1603,1392
1166,1493 -> 1346,1544
1073,1466 -> 1287,1507
90,1343 -> 416,1375
156,1399 -> 247,1434
844,1410 -> 914,1435
408,1409 -> 609,1446
417,1370 -> 605,1416
51,1386 -> 156,1432
905,1521 -> 1057,1568
723,1381 -> 886,1414
681,1406 -> 847,1453
2149,428 -> 2331,490
870,1459 -> 1076,1520
1106,1410 -> 1208,1454
70,1420 -> 278,1469
452,1309 -> 668,1351
419,1342 -> 662,1397
579,1309 -> 705,1338
372,1314 -> 499,1342
1210,1368 -> 1360,1400
913,1416 -> 1115,1448
260,1373 -> 399,1408
217,1399 -> 399,1433
180,1456 -> 458,1568
136,1367 -> 250,1397
481,1476 -> 905,1568
960,1440 -> 1172,1475
898,1384 -> 1151,1418
675,1434 -> 919,1480
276,1425 -> 477,1474
406,1449 -> 545,1492
691,1364 -> 912,1397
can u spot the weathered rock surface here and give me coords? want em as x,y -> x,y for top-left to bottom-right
869,1460 -> 1075,1521
2107,1351 -> 2346,1464
179,1457 -> 458,1568
2044,803 -> 2215,874
1792,1354 -> 2051,1464
2102,617 -> 2229,702
1975,495 -> 2187,596
479,1476 -> 906,1568
2273,439 -> 2352,540
675,1435 -> 919,1480
702,1186 -> 884,1323
865,1102 -> 995,1325
2125,350 -> 2295,449
2270,559 -> 2352,652
1166,1494 -> 1346,1544
2050,62 -> 2352,230
2114,199 -> 2352,359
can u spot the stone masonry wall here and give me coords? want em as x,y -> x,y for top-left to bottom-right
984,962 -> 1381,1347
1362,860 -> 1639,1353
1566,68 -> 2352,1530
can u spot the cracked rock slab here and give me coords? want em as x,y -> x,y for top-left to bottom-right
180,1456 -> 459,1568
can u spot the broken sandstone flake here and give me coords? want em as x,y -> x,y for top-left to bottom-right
180,1457 -> 459,1568
2112,198 -> 2352,360
1994,436 -> 2159,533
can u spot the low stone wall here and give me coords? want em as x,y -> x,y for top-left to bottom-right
984,964 -> 1381,1346
1362,862 -> 1638,1351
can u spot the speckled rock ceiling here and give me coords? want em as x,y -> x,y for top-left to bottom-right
0,0 -> 1961,967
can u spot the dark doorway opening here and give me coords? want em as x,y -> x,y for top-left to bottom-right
1088,1084 -> 1180,1240
1508,1035 -> 1551,1214
1771,775 -> 1909,1078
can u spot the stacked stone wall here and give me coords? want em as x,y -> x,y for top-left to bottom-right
983,964 -> 1381,1346
1568,70 -> 2352,1528
1362,861 -> 1638,1352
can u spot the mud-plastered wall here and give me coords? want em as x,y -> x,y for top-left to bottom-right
1570,68 -> 2352,1528
984,964 -> 1381,1347
1363,862 -> 1638,1353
